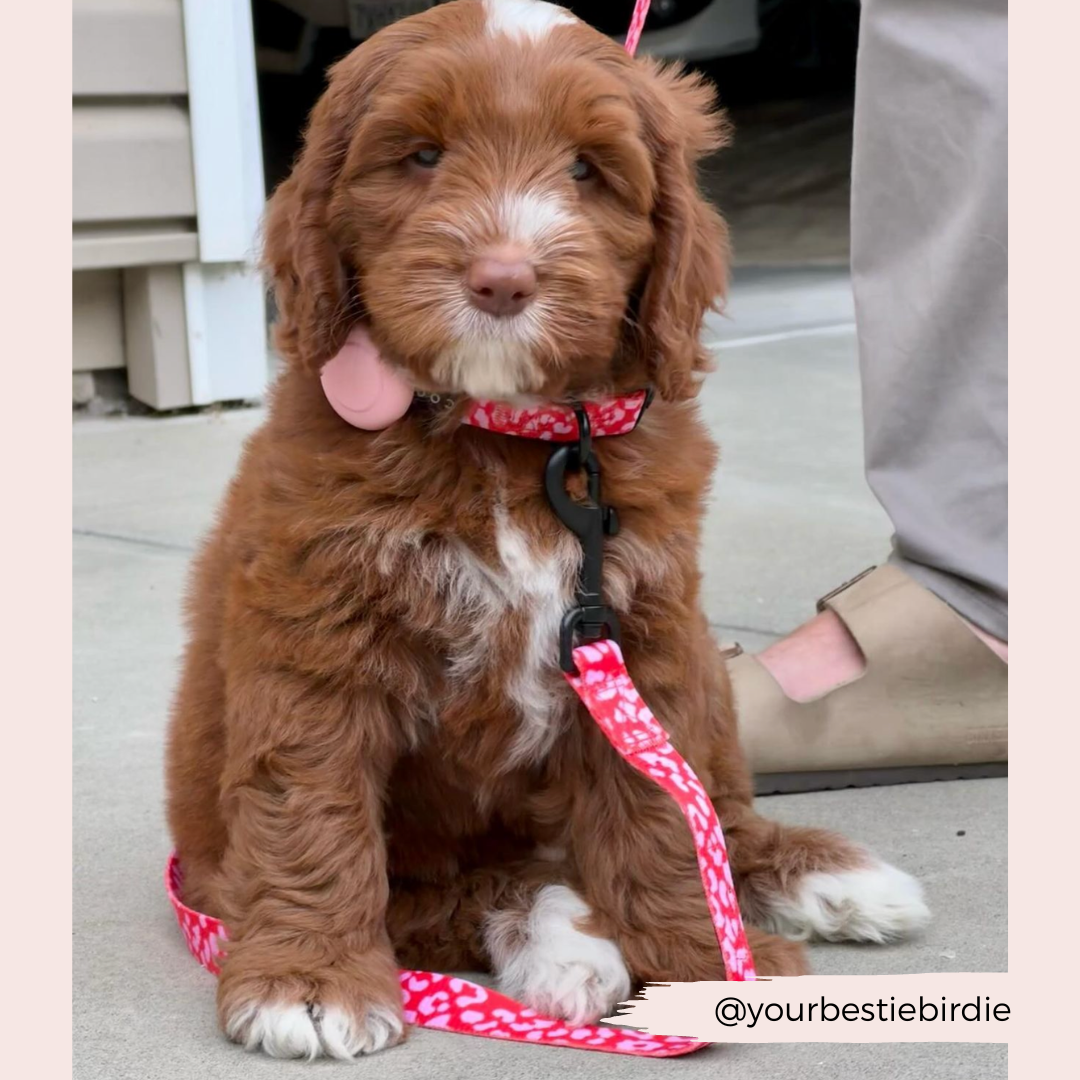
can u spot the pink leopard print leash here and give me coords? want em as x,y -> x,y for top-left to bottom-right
166,644 -> 756,1058
565,640 -> 756,982
625,0 -> 652,56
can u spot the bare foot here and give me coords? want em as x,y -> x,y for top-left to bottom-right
758,606 -> 1007,703
756,609 -> 865,703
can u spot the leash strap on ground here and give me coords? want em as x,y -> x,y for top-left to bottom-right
166,859 -> 702,1057
165,641 -> 754,1058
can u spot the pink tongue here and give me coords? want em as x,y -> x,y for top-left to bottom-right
320,325 -> 414,430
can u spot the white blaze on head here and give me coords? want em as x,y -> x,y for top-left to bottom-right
427,188 -> 576,256
484,0 -> 577,43
497,190 -> 574,251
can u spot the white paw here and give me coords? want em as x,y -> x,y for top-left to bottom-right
765,859 -> 931,944
225,1000 -> 404,1060
484,884 -> 631,1025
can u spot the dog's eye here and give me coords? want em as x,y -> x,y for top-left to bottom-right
569,156 -> 597,182
408,145 -> 443,169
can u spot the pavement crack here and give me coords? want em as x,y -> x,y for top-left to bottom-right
73,528 -> 194,554
705,320 -> 856,351
708,620 -> 785,638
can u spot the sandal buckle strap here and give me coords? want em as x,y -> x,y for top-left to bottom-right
815,565 -> 878,613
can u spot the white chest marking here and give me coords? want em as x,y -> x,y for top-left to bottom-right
494,508 -> 578,765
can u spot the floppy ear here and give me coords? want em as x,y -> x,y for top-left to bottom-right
262,87 -> 355,374
262,36 -> 407,373
632,62 -> 731,402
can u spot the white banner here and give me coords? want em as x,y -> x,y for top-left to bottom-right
604,974 -> 1012,1043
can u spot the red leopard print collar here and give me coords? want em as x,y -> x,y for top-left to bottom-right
455,390 -> 652,441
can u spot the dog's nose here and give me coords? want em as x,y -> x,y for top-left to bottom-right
466,247 -> 537,317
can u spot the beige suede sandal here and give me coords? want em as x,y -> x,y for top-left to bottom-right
726,565 -> 1008,794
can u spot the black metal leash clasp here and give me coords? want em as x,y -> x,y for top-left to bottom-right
545,403 -> 621,673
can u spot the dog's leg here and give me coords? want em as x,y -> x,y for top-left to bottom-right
165,536 -> 232,916
717,800 -> 931,944
213,673 -> 406,1061
388,861 -> 632,1025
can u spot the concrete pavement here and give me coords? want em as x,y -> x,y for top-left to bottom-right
73,268 -> 1006,1079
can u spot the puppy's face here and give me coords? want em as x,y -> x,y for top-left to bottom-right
265,0 -> 729,402
348,24 -> 655,399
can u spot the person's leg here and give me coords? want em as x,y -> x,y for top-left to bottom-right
853,0 -> 1007,640
759,0 -> 1007,702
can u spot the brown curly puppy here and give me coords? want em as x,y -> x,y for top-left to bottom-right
166,0 -> 928,1061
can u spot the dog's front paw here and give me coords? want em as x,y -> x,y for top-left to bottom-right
223,997 -> 404,1060
218,947 -> 406,1061
484,884 -> 631,1025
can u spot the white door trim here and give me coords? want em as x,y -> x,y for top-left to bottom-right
175,0 -> 268,407
182,0 -> 266,265
182,261 -> 269,405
